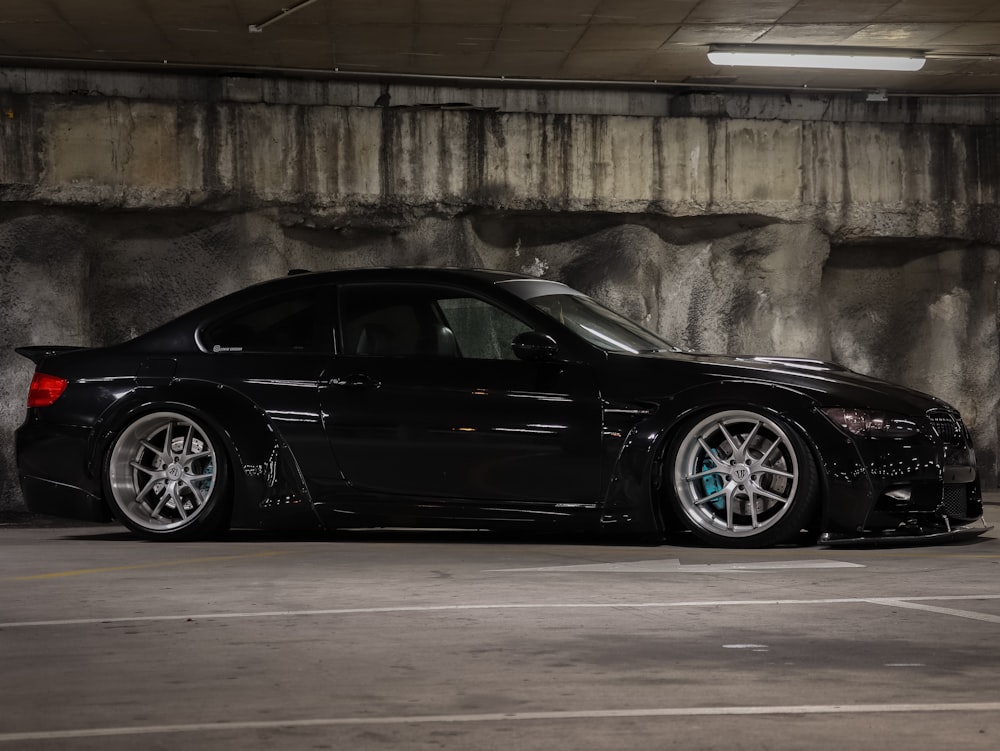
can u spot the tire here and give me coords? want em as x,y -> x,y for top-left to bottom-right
667,409 -> 818,548
104,410 -> 231,540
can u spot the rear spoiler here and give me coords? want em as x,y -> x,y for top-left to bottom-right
14,346 -> 87,365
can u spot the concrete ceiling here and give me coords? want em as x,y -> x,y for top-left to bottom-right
1,0 -> 1000,94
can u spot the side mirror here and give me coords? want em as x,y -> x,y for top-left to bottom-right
511,331 -> 559,362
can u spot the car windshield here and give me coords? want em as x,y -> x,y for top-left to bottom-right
498,279 -> 680,354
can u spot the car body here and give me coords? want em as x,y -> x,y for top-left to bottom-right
14,267 -> 991,547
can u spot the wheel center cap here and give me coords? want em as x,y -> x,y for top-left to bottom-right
732,464 -> 751,483
166,464 -> 183,481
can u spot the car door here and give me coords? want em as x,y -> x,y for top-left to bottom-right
320,282 -> 603,504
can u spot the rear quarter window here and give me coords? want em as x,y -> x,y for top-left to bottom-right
201,292 -> 329,353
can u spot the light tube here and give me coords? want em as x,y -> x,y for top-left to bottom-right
708,45 -> 925,72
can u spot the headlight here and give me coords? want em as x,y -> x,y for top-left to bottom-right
821,407 -> 921,438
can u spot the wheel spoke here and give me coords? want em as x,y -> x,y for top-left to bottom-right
173,490 -> 190,520
750,484 -> 790,505
694,488 -> 728,505
186,482 -> 206,511
149,495 -> 171,519
738,421 -> 762,454
134,476 -> 160,502
139,439 -> 165,460
129,460 -> 158,476
718,422 -> 741,455
163,421 -> 174,457
696,438 -> 725,466
757,465 -> 795,479
756,438 -> 780,464
684,468 -> 723,481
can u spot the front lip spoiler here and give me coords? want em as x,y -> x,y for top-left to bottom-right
820,517 -> 993,547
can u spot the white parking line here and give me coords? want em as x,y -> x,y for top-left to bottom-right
489,559 -> 866,572
866,598 -> 1000,624
2,594 -> 999,629
2,702 -> 1000,743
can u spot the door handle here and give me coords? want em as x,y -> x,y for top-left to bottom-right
329,374 -> 381,389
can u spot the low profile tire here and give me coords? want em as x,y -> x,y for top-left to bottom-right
105,411 -> 231,540
667,409 -> 818,548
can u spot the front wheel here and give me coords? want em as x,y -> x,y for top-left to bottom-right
104,411 -> 231,540
667,409 -> 818,548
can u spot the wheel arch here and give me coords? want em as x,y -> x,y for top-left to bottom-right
608,380 -> 832,538
89,380 -> 320,531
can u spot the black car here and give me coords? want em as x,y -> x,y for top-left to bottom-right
14,267 -> 990,547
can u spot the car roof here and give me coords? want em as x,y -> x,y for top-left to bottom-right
277,266 -> 531,285
225,267 -> 539,302
126,267 -> 545,352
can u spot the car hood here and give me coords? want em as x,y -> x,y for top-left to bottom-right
638,352 -> 954,415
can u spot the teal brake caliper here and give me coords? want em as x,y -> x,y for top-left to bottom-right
700,451 -> 726,511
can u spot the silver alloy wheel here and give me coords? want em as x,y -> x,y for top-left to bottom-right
107,411 -> 218,533
672,410 -> 800,540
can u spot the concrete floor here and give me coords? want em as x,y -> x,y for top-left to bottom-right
2,508 -> 1000,750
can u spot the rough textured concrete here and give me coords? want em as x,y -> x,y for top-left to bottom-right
5,68 -> 1000,125
3,85 -> 1000,241
3,69 -> 1000,508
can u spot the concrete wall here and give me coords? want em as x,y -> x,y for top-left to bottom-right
3,93 -> 1000,241
2,69 -> 999,509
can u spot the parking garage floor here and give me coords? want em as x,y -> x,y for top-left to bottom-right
2,502 -> 1000,750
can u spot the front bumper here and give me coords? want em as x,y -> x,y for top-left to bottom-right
857,446 -> 984,538
810,404 -> 986,544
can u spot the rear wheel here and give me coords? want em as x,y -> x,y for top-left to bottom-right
668,409 -> 818,547
105,411 -> 231,540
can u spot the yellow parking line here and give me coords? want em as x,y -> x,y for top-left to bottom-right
7,551 -> 292,581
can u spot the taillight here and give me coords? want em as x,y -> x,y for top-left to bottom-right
27,372 -> 68,408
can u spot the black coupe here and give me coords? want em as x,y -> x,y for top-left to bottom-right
15,268 -> 990,546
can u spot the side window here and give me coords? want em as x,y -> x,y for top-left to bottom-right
437,297 -> 531,360
202,292 -> 328,353
339,284 -> 531,360
340,286 -> 440,357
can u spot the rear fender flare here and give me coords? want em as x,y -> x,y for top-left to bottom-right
88,381 -> 318,530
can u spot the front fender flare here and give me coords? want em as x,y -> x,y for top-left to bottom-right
601,380 -> 871,536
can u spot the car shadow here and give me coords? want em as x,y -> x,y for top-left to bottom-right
53,526 -> 689,547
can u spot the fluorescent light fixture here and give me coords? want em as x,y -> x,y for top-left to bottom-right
708,45 -> 925,72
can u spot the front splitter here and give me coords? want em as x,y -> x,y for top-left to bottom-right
820,517 -> 993,547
